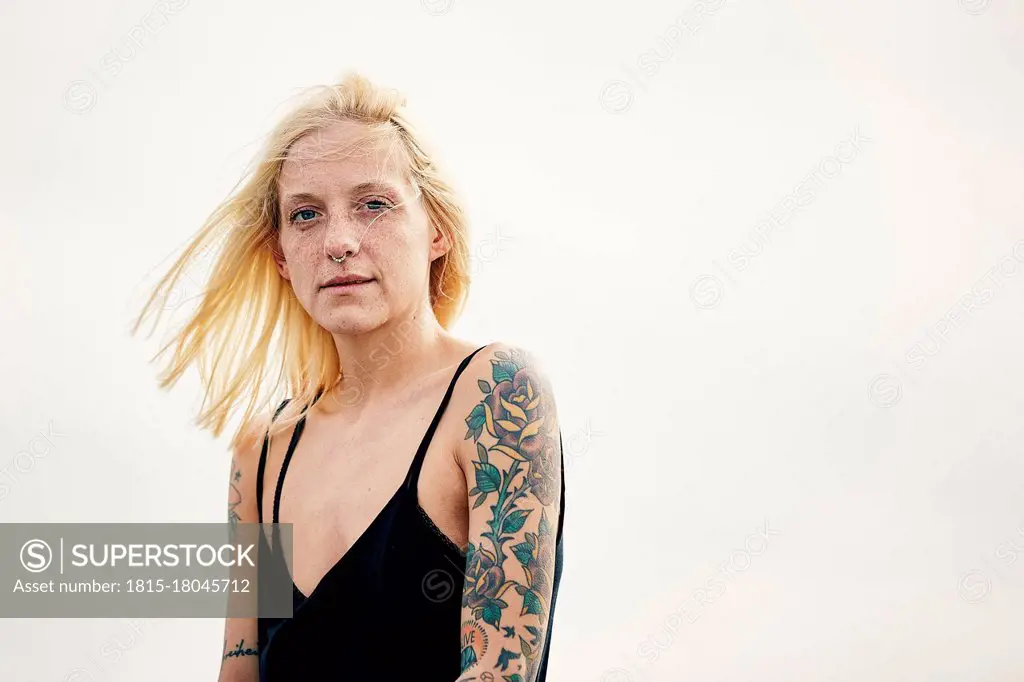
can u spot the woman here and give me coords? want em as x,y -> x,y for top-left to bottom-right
132,71 -> 565,681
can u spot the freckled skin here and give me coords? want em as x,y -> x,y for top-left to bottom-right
272,121 -> 447,335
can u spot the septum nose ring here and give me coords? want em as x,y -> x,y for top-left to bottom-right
328,249 -> 353,264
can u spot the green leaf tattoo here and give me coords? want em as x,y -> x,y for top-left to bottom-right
460,348 -> 559,682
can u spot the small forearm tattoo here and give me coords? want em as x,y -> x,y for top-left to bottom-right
222,637 -> 259,660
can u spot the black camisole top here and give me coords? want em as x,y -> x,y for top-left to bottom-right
254,345 -> 566,681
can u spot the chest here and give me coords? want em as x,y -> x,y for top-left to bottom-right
282,411 -> 435,527
263,389 -> 469,593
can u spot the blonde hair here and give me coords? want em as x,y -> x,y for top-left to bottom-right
130,70 -> 471,450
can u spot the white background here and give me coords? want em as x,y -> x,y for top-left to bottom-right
2,0 -> 1023,679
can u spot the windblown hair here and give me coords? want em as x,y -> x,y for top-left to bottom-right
131,70 -> 471,451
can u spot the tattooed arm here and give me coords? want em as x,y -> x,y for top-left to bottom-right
454,345 -> 562,682
217,417 -> 267,682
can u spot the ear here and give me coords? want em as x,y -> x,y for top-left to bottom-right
428,223 -> 450,262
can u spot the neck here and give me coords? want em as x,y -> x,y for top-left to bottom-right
321,300 -> 454,414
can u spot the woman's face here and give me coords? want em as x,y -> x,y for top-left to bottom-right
273,121 -> 447,335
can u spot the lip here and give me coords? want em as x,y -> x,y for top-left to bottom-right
320,274 -> 375,290
321,274 -> 374,286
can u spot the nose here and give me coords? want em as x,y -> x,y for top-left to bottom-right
322,210 -> 364,262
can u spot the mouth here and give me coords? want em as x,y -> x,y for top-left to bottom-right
320,277 -> 375,291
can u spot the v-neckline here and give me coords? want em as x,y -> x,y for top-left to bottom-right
288,472 -> 469,604
290,479 -> 405,602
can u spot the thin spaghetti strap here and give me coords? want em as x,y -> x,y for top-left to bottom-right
264,381 -> 383,524
272,410 -> 312,524
404,345 -> 489,492
256,398 -> 292,524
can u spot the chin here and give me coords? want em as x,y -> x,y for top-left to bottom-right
316,304 -> 388,335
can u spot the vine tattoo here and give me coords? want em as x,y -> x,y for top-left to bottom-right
459,348 -> 560,682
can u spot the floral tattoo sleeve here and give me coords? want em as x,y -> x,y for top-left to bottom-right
458,347 -> 561,682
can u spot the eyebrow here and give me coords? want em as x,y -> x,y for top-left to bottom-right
279,182 -> 403,207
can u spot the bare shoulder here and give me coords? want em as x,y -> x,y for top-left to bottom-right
458,341 -> 558,401
447,341 -> 561,462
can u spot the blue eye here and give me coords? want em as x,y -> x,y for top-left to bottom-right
287,198 -> 393,226
289,208 -> 320,224
363,198 -> 392,213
